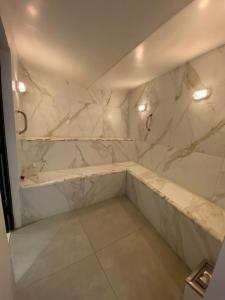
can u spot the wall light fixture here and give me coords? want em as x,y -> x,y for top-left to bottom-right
138,104 -> 147,112
192,88 -> 211,101
17,81 -> 27,94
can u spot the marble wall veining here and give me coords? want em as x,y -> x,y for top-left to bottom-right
17,62 -> 136,177
126,173 -> 222,270
21,168 -> 126,225
19,63 -> 129,138
128,44 -> 225,209
19,139 -> 137,176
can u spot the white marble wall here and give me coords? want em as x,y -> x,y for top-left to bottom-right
19,63 -> 129,138
19,139 -> 136,176
128,44 -> 225,209
18,63 -> 135,177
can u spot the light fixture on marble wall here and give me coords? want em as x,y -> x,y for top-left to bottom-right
138,104 -> 147,112
17,81 -> 27,94
192,88 -> 211,101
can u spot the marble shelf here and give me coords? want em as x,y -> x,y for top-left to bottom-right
18,137 -> 134,142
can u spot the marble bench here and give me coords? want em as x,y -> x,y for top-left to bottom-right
124,162 -> 225,270
20,164 -> 127,225
20,161 -> 225,270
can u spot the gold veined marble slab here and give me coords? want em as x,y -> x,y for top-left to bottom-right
19,139 -> 137,177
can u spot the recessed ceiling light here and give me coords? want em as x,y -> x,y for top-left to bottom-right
138,104 -> 147,112
192,88 -> 211,101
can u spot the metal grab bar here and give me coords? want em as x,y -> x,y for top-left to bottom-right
16,110 -> 28,134
146,113 -> 153,131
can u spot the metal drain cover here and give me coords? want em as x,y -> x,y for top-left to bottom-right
185,260 -> 214,297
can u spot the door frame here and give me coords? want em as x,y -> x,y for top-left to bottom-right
0,64 -> 14,232
0,17 -> 21,229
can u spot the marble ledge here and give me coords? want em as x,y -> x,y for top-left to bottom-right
18,137 -> 134,142
127,164 -> 225,243
20,161 -> 225,243
21,163 -> 128,188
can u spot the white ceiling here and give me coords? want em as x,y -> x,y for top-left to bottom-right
6,0 -> 192,87
96,0 -> 225,89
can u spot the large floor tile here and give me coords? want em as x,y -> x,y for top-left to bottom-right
12,196 -> 190,300
97,228 -> 190,300
10,212 -> 71,282
16,255 -> 117,300
17,218 -> 93,288
119,196 -> 148,228
80,197 -> 143,251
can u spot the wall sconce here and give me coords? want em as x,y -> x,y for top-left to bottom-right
192,88 -> 211,101
138,104 -> 147,112
17,81 -> 27,93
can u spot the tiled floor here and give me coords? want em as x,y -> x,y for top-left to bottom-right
10,196 -> 190,300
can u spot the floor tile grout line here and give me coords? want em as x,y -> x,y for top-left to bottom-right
95,252 -> 120,300
15,198 -> 146,294
95,227 -> 140,254
15,199 -> 122,288
13,196 -> 189,299
15,217 -> 72,285
79,199 -> 147,254
80,220 -> 121,300
78,199 -> 148,300
16,253 -> 95,291
16,218 -> 93,290
78,199 -> 149,256
17,205 -> 138,293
